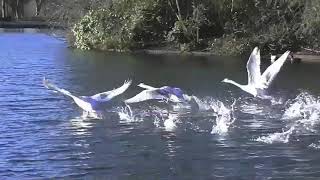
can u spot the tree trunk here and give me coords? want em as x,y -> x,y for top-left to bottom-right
36,4 -> 40,16
175,0 -> 182,20
19,0 -> 24,18
15,0 -> 19,19
35,0 -> 42,16
1,0 -> 5,18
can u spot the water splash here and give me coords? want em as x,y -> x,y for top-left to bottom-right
172,102 -> 192,112
153,115 -> 162,128
309,142 -> 320,149
80,110 -> 104,120
283,92 -> 319,119
117,104 -> 172,128
283,92 -> 320,133
257,92 -> 320,144
192,96 -> 216,111
164,114 -> 178,131
270,96 -> 285,106
117,104 -> 140,123
255,126 -> 295,144
211,100 -> 236,135
116,96 -> 236,134
190,96 -> 236,134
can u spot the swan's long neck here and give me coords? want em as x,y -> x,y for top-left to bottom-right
224,79 -> 244,89
223,79 -> 257,97
138,83 -> 157,90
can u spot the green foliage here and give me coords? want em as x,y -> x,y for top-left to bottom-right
207,0 -> 308,55
167,3 -> 207,47
71,0 -> 320,54
72,0 -> 172,50
209,35 -> 252,56
300,0 -> 320,49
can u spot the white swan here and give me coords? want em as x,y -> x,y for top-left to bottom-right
124,83 -> 192,104
222,47 -> 290,97
43,77 -> 132,119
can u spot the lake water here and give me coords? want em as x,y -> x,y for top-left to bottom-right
1,30 -> 320,179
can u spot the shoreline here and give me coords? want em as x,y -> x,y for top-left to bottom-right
133,49 -> 218,57
0,24 -> 319,63
0,21 -> 64,29
133,49 -> 320,63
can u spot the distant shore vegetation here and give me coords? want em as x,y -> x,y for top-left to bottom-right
23,0 -> 320,56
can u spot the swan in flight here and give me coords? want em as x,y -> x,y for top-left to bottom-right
222,47 -> 290,97
43,78 -> 132,119
124,83 -> 192,104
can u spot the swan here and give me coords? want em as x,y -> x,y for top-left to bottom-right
124,83 -> 192,104
43,77 -> 132,119
222,47 -> 290,97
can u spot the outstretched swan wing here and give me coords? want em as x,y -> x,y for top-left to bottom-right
261,51 -> 290,88
43,77 -> 74,98
246,47 -> 262,86
90,79 -> 132,102
124,90 -> 165,104
43,77 -> 93,111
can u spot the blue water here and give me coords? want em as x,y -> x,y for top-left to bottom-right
1,30 -> 320,179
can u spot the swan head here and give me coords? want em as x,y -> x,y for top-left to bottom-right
221,78 -> 231,83
137,83 -> 145,88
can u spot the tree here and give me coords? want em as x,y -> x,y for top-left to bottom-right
1,0 -> 6,18
14,0 -> 19,19
8,0 -> 22,19
35,0 -> 44,16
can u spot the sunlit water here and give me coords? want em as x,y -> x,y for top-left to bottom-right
1,30 -> 320,179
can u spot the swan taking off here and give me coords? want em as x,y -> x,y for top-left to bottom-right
43,78 -> 132,119
124,83 -> 192,104
222,47 -> 290,97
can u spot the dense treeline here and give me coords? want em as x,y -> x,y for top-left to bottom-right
43,0 -> 320,55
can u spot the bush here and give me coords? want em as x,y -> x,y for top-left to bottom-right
209,35 -> 252,56
71,0 -> 320,54
72,0 -> 172,51
300,1 -> 320,49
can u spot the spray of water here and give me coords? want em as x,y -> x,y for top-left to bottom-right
309,142 -> 320,149
190,96 -> 236,134
211,99 -> 236,135
256,92 -> 320,144
255,126 -> 295,144
164,114 -> 178,131
191,96 -> 214,111
117,104 -> 140,123
283,92 -> 319,119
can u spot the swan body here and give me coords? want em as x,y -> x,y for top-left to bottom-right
125,83 -> 191,104
222,47 -> 290,97
43,78 -> 132,118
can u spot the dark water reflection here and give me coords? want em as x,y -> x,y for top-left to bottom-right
1,30 -> 320,179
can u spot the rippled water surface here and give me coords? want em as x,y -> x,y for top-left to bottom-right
2,30 -> 320,179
